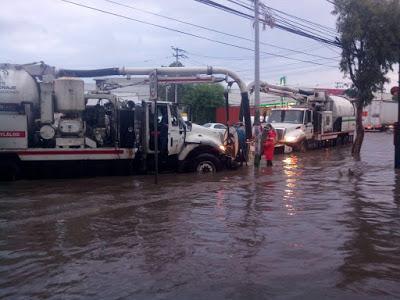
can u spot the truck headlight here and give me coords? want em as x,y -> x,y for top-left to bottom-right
285,136 -> 298,143
219,145 -> 226,152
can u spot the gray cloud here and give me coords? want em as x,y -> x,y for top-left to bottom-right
0,0 -> 397,89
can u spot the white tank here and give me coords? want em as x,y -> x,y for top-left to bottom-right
0,67 -> 39,106
330,95 -> 355,118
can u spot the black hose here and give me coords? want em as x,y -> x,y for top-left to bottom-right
224,90 -> 230,124
298,89 -> 314,96
57,68 -> 120,78
240,92 -> 252,140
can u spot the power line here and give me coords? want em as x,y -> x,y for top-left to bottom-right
103,0 -> 337,61
261,3 -> 337,35
235,58 -> 338,73
186,53 -> 339,72
224,0 -> 252,10
257,2 -> 338,40
262,64 -> 337,75
57,0 -> 339,67
186,44 -> 329,61
194,0 -> 341,47
186,51 -> 257,61
261,65 -> 338,77
237,65 -> 339,81
324,44 -> 341,55
270,12 -> 337,40
57,1 -> 256,52
226,0 -> 337,38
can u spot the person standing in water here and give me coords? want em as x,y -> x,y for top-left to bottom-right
235,122 -> 247,166
263,123 -> 276,166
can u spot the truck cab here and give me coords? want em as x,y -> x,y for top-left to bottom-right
268,107 -> 313,151
140,101 -> 237,173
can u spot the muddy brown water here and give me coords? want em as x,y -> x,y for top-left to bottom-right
1,132 -> 399,300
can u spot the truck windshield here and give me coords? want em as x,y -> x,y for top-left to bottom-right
269,110 -> 304,124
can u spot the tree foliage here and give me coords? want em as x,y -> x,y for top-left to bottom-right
333,0 -> 399,156
181,84 -> 225,124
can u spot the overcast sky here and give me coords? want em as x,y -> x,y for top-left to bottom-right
1,0 -> 398,90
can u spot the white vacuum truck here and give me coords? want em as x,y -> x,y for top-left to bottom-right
250,81 -> 356,152
0,63 -> 252,180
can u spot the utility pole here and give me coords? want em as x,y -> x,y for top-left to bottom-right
254,0 -> 260,125
171,46 -> 187,103
253,0 -> 262,167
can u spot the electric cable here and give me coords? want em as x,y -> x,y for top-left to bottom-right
58,0 -> 339,67
103,0 -> 337,61
194,0 -> 340,47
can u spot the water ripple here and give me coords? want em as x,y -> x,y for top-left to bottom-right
0,133 -> 399,299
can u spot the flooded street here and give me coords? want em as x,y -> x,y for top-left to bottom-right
1,132 -> 399,299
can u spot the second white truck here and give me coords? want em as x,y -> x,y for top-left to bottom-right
250,82 -> 356,152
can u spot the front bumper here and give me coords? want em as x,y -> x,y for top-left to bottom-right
275,143 -> 293,154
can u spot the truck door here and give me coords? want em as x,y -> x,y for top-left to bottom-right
168,104 -> 184,155
304,110 -> 313,139
148,103 -> 168,154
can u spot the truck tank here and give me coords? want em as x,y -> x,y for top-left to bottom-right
329,95 -> 355,118
0,66 -> 40,107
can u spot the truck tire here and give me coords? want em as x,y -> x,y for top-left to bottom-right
194,153 -> 221,174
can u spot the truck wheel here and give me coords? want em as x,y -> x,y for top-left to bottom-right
194,154 -> 221,174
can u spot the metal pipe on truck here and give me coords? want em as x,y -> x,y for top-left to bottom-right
57,66 -> 252,139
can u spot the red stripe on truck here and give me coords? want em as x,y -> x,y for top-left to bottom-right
17,149 -> 124,155
0,131 -> 26,138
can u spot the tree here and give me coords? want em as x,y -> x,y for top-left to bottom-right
333,0 -> 398,157
181,84 -> 225,124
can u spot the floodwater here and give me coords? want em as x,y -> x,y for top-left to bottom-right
1,133 -> 399,300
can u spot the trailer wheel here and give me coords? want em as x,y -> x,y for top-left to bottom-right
194,154 -> 221,174
0,161 -> 20,181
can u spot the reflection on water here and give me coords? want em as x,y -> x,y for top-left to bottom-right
0,133 -> 400,299
337,161 -> 400,296
282,155 -> 300,216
